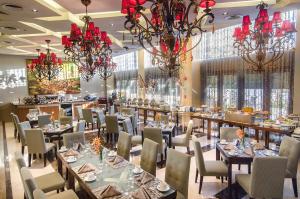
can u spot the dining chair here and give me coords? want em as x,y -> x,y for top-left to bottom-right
59,108 -> 66,117
21,167 -> 38,199
279,136 -> 300,197
75,106 -> 84,121
110,105 -> 115,115
123,118 -> 142,145
144,99 -> 149,106
25,129 -> 56,167
172,120 -> 193,154
17,121 -> 31,154
96,110 -> 106,134
75,120 -> 86,133
59,116 -> 73,126
15,152 -> 65,194
143,127 -> 166,167
105,115 -> 121,145
117,131 -> 132,161
220,127 -> 240,141
165,148 -> 191,199
192,135 -> 228,194
11,113 -> 20,140
82,108 -> 97,130
33,188 -> 79,199
236,157 -> 287,199
38,114 -> 51,128
132,111 -> 139,134
63,132 -> 85,149
29,109 -> 39,115
140,138 -> 159,176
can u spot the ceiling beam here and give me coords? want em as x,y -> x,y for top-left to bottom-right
214,0 -> 276,9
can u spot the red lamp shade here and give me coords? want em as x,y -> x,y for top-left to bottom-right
173,39 -> 180,54
233,27 -> 242,38
129,0 -> 146,6
88,22 -> 95,31
275,28 -> 283,37
62,35 -> 68,45
258,9 -> 269,23
281,20 -> 292,32
175,2 -> 185,21
242,15 -> 251,26
160,41 -> 168,54
101,31 -> 108,41
121,0 -> 136,15
272,11 -> 282,23
242,24 -> 250,35
199,0 -> 216,8
262,21 -> 273,33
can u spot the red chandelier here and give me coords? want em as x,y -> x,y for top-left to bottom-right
62,0 -> 113,81
27,40 -> 63,81
233,2 -> 296,71
121,0 -> 216,76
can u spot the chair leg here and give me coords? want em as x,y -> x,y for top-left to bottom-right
160,153 -> 164,168
238,164 -> 241,170
28,154 -> 32,167
221,176 -> 224,183
199,176 -> 203,194
21,146 -> 24,155
14,129 -> 17,138
187,147 -> 190,154
195,169 -> 198,183
43,153 -> 47,167
292,178 -> 298,198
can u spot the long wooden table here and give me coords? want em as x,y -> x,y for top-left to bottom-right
191,113 -> 294,148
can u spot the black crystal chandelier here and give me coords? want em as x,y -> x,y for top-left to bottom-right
27,40 -> 63,81
233,2 -> 297,71
62,0 -> 113,81
122,0 -> 216,76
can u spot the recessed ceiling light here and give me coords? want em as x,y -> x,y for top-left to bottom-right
1,3 -> 23,12
0,26 -> 20,31
223,12 -> 228,16
111,23 -> 114,27
225,14 -> 242,20
32,9 -> 38,13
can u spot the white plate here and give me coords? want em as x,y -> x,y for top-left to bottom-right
228,151 -> 237,156
108,152 -> 116,157
66,156 -> 77,163
264,150 -> 274,156
220,141 -> 228,145
157,184 -> 170,192
59,148 -> 68,153
133,168 -> 143,175
84,175 -> 96,182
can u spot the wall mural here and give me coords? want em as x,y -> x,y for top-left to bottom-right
26,60 -> 80,95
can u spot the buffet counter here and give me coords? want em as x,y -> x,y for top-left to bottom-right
13,101 -> 96,121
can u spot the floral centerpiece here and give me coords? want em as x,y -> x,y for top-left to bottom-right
91,137 -> 104,160
236,129 -> 246,148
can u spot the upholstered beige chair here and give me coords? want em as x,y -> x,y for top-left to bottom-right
141,138 -> 158,176
58,108 -> 66,118
82,108 -> 97,130
220,127 -> 240,141
15,152 -> 65,194
120,108 -> 133,115
25,129 -> 56,167
279,136 -> 300,197
165,149 -> 191,199
96,110 -> 106,133
192,135 -> 227,193
144,99 -> 149,106
110,105 -> 115,115
236,157 -> 287,199
105,115 -> 121,144
17,121 -> 31,154
29,109 -> 39,115
172,120 -> 193,154
59,116 -> 72,126
33,188 -> 78,199
75,120 -> 86,133
63,132 -> 85,148
11,113 -> 20,139
21,167 -> 38,199
123,118 -> 142,145
75,106 -> 84,121
117,131 -> 131,161
38,114 -> 51,128
143,127 -> 166,167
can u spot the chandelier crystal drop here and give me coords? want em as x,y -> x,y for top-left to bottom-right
233,2 -> 297,71
62,0 -> 113,81
122,0 -> 216,76
27,40 -> 63,81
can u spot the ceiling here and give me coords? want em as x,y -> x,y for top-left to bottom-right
0,0 -> 299,56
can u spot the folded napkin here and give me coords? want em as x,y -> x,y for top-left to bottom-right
224,144 -> 234,151
94,185 -> 121,199
77,163 -> 95,174
136,172 -> 154,185
132,187 -> 152,199
113,156 -> 124,166
244,148 -> 254,156
64,149 -> 79,157
254,143 -> 265,150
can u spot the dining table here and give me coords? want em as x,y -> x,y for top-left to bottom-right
216,140 -> 279,198
57,147 -> 177,199
42,125 -> 74,148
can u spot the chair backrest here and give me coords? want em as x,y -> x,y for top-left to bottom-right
105,115 -> 119,134
279,136 -> 300,178
250,157 -> 287,198
165,149 -> 191,199
59,108 -> 66,117
75,106 -> 83,119
143,127 -> 163,152
59,116 -> 73,126
117,131 -> 131,161
110,105 -> 115,115
25,129 -> 47,154
82,108 -> 93,123
96,110 -> 105,125
123,118 -> 134,135
141,138 -> 158,176
184,120 -> 193,144
33,189 -> 47,199
17,121 -> 31,146
75,120 -> 86,133
38,114 -> 51,128
192,135 -> 206,175
21,167 -> 37,199
11,113 -> 20,129
29,109 -> 39,115
63,132 -> 85,148
220,127 -> 240,141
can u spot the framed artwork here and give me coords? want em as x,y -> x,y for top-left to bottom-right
26,60 -> 81,95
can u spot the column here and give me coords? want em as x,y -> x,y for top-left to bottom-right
137,49 -> 145,99
293,10 -> 300,113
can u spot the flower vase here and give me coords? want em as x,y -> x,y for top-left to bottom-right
99,149 -> 103,161
239,138 -> 245,150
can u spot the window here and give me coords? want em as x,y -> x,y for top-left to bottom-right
113,52 -> 138,72
223,75 -> 238,109
116,79 -> 138,99
0,68 -> 26,89
205,76 -> 218,107
244,73 -> 263,111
